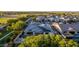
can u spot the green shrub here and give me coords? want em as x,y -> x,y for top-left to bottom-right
18,34 -> 79,47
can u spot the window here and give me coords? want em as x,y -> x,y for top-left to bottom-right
69,31 -> 75,34
27,32 -> 33,35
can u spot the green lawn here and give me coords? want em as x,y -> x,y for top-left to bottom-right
0,30 -> 10,38
0,31 -> 14,47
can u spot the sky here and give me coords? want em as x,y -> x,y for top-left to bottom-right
0,0 -> 79,11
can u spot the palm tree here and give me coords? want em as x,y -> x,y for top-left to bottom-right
51,22 -> 65,37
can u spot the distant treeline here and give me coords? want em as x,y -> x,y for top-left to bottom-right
0,11 -> 79,16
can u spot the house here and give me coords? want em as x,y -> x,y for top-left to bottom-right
24,22 -> 54,36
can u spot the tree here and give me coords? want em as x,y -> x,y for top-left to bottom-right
7,26 -> 13,31
0,33 -> 2,36
17,17 -> 27,21
59,40 -> 66,47
12,20 -> 26,30
67,40 -> 78,47
18,34 -> 79,47
18,34 -> 61,47
7,19 -> 17,25
19,34 -> 49,47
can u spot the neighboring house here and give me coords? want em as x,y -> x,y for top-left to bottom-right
60,22 -> 79,34
47,16 -> 55,22
25,18 -> 33,23
36,16 -> 46,23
